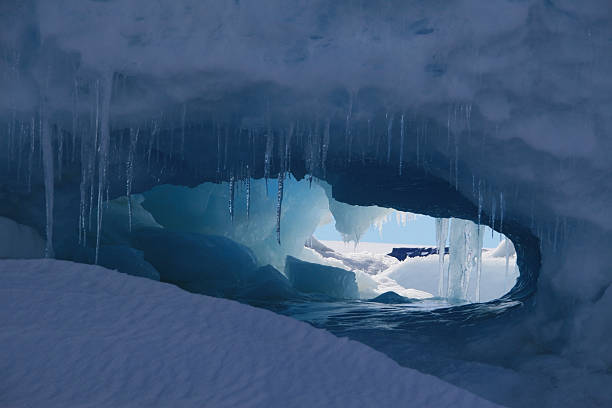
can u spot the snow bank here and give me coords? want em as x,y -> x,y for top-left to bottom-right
0,259 -> 500,408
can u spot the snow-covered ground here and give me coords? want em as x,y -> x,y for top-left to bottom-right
0,259 -> 502,408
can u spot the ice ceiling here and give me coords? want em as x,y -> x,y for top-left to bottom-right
1,1 -> 612,407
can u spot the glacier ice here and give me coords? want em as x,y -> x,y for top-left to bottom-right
139,178 -> 330,272
131,228 -> 257,297
284,255 -> 359,299
237,264 -> 299,301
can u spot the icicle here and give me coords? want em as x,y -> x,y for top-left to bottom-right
499,192 -> 504,236
245,166 -> 251,220
398,113 -> 405,175
126,127 -> 139,232
504,238 -> 510,277
454,135 -> 459,189
57,127 -> 63,181
475,224 -> 484,302
264,128 -> 273,194
229,174 -> 235,222
436,218 -> 449,297
386,112 -> 394,163
94,74 -> 113,265
447,218 -> 480,300
490,195 -> 497,238
276,172 -> 284,244
40,102 -> 54,258
345,95 -> 353,163
216,123 -> 221,176
180,104 -> 186,159
16,121 -> 24,181
477,179 -> 483,226
72,77 -> 79,161
27,117 -> 35,192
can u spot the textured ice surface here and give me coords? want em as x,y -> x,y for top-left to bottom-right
0,259 -> 502,408
285,255 -> 359,299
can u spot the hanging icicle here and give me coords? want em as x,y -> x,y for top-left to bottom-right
276,172 -> 284,245
229,174 -> 235,222
94,74 -> 113,265
245,166 -> 251,221
386,112 -> 394,163
126,127 -> 139,232
40,99 -> 54,258
436,218 -> 449,297
399,113 -> 405,175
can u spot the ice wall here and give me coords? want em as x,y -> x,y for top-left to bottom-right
139,178 -> 330,271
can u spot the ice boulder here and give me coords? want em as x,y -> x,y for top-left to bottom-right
0,217 -> 45,259
66,245 -> 160,281
131,228 -> 258,297
237,265 -> 300,300
284,256 -> 359,299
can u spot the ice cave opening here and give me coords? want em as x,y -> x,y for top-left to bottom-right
17,174 -> 526,331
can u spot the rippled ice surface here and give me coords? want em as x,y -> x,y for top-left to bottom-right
252,297 -> 521,335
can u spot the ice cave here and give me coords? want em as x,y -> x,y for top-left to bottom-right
1,1 -> 611,407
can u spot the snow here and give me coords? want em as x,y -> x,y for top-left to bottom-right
0,259 -> 501,408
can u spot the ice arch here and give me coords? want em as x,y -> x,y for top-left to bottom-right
1,1 -> 611,406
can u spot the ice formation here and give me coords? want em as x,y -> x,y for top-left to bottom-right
132,228 -> 257,297
284,255 -> 359,299
435,218 -> 449,297
446,218 -> 484,301
1,0 -> 611,406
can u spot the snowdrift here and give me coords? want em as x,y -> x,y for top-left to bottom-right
0,259 -> 500,408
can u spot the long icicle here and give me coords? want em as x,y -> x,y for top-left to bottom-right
94,74 -> 113,265
276,172 -> 284,244
126,127 -> 139,232
40,99 -> 54,258
436,218 -> 449,297
229,174 -> 235,222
